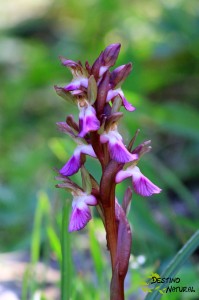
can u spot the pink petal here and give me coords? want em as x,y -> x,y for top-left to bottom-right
106,89 -> 118,102
69,204 -> 91,232
133,175 -> 161,196
78,106 -> 100,137
115,169 -> 134,183
64,82 -> 81,91
120,94 -> 136,112
64,78 -> 88,91
131,167 -> 161,196
80,145 -> 96,158
99,66 -> 108,77
100,133 -> 109,143
107,89 -> 136,112
84,194 -> 97,206
59,154 -> 81,176
109,141 -> 138,163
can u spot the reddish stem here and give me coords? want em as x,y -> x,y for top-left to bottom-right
103,185 -> 118,270
91,132 -> 126,299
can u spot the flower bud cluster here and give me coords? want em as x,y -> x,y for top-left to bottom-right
55,44 -> 161,232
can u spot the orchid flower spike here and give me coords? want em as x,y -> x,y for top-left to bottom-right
100,124 -> 138,163
59,144 -> 96,176
116,165 -> 161,196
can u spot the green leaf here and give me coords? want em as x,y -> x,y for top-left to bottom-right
81,165 -> 92,194
47,226 -> 62,265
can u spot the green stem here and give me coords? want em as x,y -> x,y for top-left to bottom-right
61,200 -> 71,300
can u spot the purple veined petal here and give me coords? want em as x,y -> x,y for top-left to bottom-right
80,144 -> 97,158
59,144 -> 96,176
109,140 -> 138,163
69,202 -> 92,232
59,153 -> 81,176
78,106 -> 100,137
115,169 -> 134,183
132,166 -> 162,196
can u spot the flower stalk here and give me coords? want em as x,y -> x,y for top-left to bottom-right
61,201 -> 71,300
55,43 -> 161,299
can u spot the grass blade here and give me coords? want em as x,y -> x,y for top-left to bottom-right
61,200 -> 72,300
145,230 -> 199,300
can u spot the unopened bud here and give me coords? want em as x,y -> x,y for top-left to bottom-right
110,63 -> 132,88
102,43 -> 121,67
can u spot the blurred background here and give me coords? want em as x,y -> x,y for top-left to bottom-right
0,0 -> 199,299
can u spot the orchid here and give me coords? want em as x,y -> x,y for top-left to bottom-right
100,125 -> 138,163
78,102 -> 100,137
54,43 -> 161,300
106,88 -> 136,112
116,165 -> 162,196
69,192 -> 97,232
59,144 -> 96,176
56,177 -> 97,231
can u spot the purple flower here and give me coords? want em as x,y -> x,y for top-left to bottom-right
69,192 -> 97,232
59,57 -> 88,92
100,128 -> 138,163
116,166 -> 161,196
60,144 -> 96,176
78,104 -> 100,137
64,77 -> 88,92
107,88 -> 135,112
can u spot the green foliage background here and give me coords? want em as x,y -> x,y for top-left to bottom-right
0,0 -> 199,299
